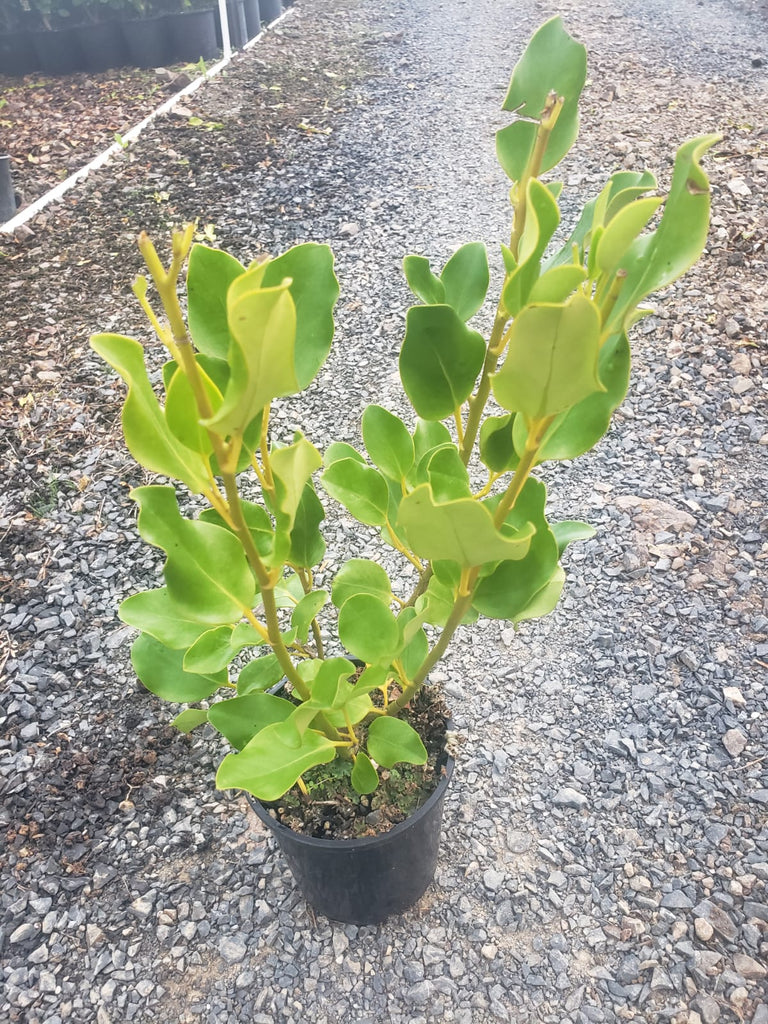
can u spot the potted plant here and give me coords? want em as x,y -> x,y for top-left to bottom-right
91,18 -> 717,924
25,0 -> 84,73
68,0 -> 128,72
163,0 -> 218,62
119,0 -> 172,69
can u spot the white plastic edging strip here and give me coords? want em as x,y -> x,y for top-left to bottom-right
0,4 -> 296,235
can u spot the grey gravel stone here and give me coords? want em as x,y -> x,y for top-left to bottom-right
553,787 -> 589,810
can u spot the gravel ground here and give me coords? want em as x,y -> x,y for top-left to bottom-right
2,0 -> 767,1022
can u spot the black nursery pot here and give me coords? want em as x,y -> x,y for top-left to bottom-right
242,0 -> 260,38
165,8 -> 219,63
259,0 -> 282,24
0,30 -> 39,77
249,751 -> 454,925
120,16 -> 172,69
77,20 -> 128,73
30,27 -> 83,75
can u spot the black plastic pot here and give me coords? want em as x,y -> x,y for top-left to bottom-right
243,0 -> 261,38
259,0 -> 281,24
0,155 -> 20,224
216,0 -> 247,49
249,748 -> 454,925
0,30 -> 40,76
165,8 -> 219,63
76,20 -> 128,73
120,16 -> 172,69
30,27 -> 83,75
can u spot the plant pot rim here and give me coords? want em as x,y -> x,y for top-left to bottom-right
248,743 -> 455,852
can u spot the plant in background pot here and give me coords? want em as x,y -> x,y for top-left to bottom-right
92,18 -> 717,924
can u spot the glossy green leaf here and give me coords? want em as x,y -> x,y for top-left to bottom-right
324,441 -> 365,467
425,446 -> 472,502
362,405 -> 414,481
90,334 -> 208,493
309,657 -> 356,708
187,244 -> 246,359
496,16 -> 587,182
479,413 -> 519,473
291,590 -> 328,644
398,483 -> 533,567
270,434 -> 322,530
412,418 -> 452,465
183,623 -> 264,674
200,500 -> 274,561
367,716 -> 427,769
606,134 -> 719,334
415,576 -> 455,627
403,254 -> 446,305
440,242 -> 489,321
513,565 -> 566,624
237,653 -> 284,694
260,243 -> 339,388
492,294 -> 603,420
332,559 -> 393,609
351,751 -> 380,795
119,588 -> 211,650
289,483 -> 326,568
172,708 -> 210,733
527,264 -> 587,305
132,486 -> 255,623
204,273 -> 298,436
551,520 -> 596,557
338,594 -> 402,666
399,305 -> 486,421
321,459 -> 389,526
216,722 -> 336,800
595,196 -> 662,276
501,180 -> 560,317
530,331 -> 631,461
131,633 -> 224,701
208,692 -> 294,751
473,480 -> 560,620
165,362 -> 222,456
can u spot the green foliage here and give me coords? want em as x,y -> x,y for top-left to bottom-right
93,18 -> 716,816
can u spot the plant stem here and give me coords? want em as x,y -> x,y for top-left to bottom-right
508,92 -> 564,260
492,416 -> 553,528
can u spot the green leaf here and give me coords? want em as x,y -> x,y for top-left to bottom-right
270,434 -> 322,530
531,331 -> 631,461
492,294 -> 603,420
551,520 -> 596,558
412,419 -> 452,466
338,594 -> 402,666
291,591 -> 328,644
473,480 -> 560,620
132,486 -> 255,623
89,334 -> 208,493
183,623 -> 264,674
324,441 -> 365,467
367,716 -> 427,769
399,305 -> 486,421
216,722 -> 336,800
606,134 -> 719,334
479,413 -> 519,473
119,588 -> 210,650
595,196 -> 663,276
425,446 -> 472,502
527,264 -> 587,305
172,708 -> 210,733
187,244 -> 246,359
501,180 -> 560,317
403,254 -> 446,305
351,751 -> 380,795
289,483 -> 326,568
321,459 -> 389,526
398,483 -> 533,567
260,243 -> 339,388
204,272 -> 298,436
200,500 -> 274,560
440,242 -> 489,321
332,559 -> 393,609
513,565 -> 566,623
165,362 -> 222,456
362,405 -> 415,482
208,692 -> 294,750
496,16 -> 587,182
131,633 -> 224,701
237,653 -> 284,694
309,657 -> 356,708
